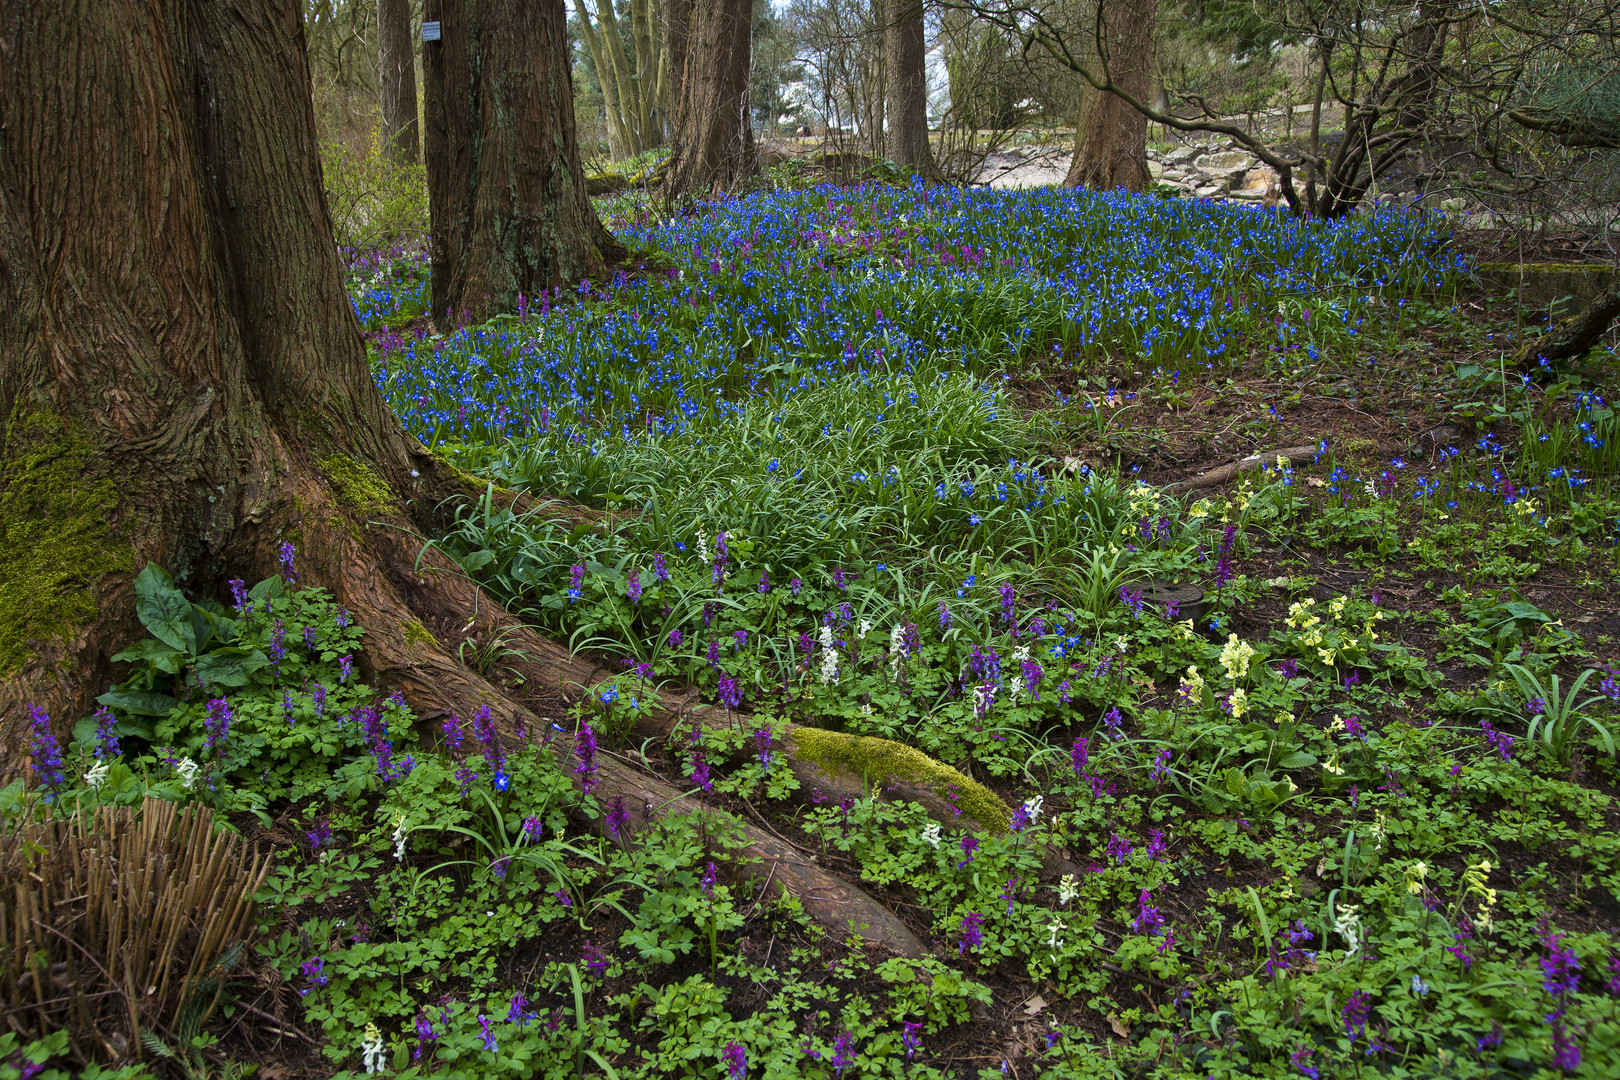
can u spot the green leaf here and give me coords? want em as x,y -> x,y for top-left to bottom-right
96,688 -> 180,716
111,637 -> 187,674
134,562 -> 196,654
192,648 -> 270,688
1278,751 -> 1318,769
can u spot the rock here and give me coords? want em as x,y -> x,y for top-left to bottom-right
1199,150 -> 1254,173
1147,160 -> 1164,180
1194,184 -> 1222,198
1164,145 -> 1199,166
1230,187 -> 1265,201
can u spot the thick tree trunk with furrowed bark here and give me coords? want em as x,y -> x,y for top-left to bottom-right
0,0 -> 946,960
1064,0 -> 1154,192
886,0 -> 940,181
421,0 -> 622,326
663,0 -> 757,199
378,0 -> 420,163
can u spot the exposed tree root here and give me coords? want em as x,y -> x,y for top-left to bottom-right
1165,445 -> 1320,494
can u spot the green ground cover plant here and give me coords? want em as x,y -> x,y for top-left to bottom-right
8,182 -> 1620,1079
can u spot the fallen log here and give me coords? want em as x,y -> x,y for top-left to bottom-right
1164,445 -> 1319,494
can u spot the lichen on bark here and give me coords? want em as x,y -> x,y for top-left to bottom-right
0,410 -> 135,677
318,454 -> 396,514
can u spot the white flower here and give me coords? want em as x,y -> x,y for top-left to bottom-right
1011,645 -> 1031,663
1046,917 -> 1065,949
858,620 -> 871,640
1332,901 -> 1362,954
392,816 -> 409,861
84,762 -> 111,790
175,758 -> 200,791
1021,795 -> 1044,825
819,647 -> 839,685
920,823 -> 941,848
817,625 -> 834,648
1056,874 -> 1079,906
1115,635 -> 1129,654
889,625 -> 906,677
696,527 -> 710,563
859,703 -> 872,716
361,1022 -> 387,1074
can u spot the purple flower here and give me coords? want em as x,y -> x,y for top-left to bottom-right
758,570 -> 770,593
718,672 -> 742,711
1132,890 -> 1164,935
1343,715 -> 1367,740
1000,583 -> 1016,626
523,814 -> 544,843
568,564 -> 584,601
335,607 -> 351,628
1102,705 -> 1124,739
1290,1045 -> 1319,1079
1106,833 -> 1133,864
711,532 -> 729,588
312,684 -> 326,716
938,601 -> 951,630
279,541 -> 297,584
573,720 -> 599,794
1021,658 -> 1044,700
338,654 -> 353,683
1480,718 -> 1514,760
701,860 -> 717,895
606,796 -> 630,838
302,625 -> 317,652
1608,953 -> 1620,995
203,698 -> 233,759
903,1021 -> 923,1061
653,552 -> 669,582
754,727 -> 772,768
300,955 -> 328,990
1149,748 -> 1172,784
830,1031 -> 855,1076
1118,584 -> 1144,616
722,1041 -> 747,1080
733,629 -> 748,648
1549,1009 -> 1580,1072
90,705 -> 120,759
791,577 -> 803,595
958,911 -> 985,954
413,1010 -> 437,1061
228,578 -> 248,611
268,618 -> 287,664
1071,736 -> 1090,774
582,941 -> 608,976
627,569 -> 642,605
507,991 -> 531,1025
832,565 -> 845,590
668,628 -> 683,648
1541,927 -> 1581,998
478,1014 -> 498,1053
957,833 -> 979,869
707,639 -> 721,669
1214,523 -> 1238,588
1146,828 -> 1169,860
305,819 -> 332,850
1342,990 -> 1372,1044
472,704 -> 505,780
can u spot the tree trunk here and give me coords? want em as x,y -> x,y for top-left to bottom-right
885,0 -> 938,180
421,0 -> 622,326
1,0 -> 935,962
1064,0 -> 1154,192
664,0 -> 757,199
378,0 -> 420,163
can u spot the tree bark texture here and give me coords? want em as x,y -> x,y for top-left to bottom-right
1064,0 -> 1153,192
885,0 -> 939,180
421,0 -> 622,326
664,0 -> 757,198
378,0 -> 420,163
0,0 -> 937,961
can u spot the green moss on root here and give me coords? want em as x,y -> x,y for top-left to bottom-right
319,454 -> 395,514
0,410 -> 135,677
403,619 -> 439,650
787,727 -> 1012,833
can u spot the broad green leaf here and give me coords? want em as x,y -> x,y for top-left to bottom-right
192,648 -> 270,688
1278,751 -> 1319,769
111,638 -> 186,674
134,562 -> 195,654
96,688 -> 180,716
